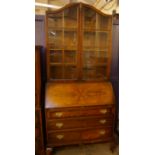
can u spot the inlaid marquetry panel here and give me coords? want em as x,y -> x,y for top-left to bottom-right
45,82 -> 115,108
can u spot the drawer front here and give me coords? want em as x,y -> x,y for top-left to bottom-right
47,127 -> 112,146
81,127 -> 112,141
47,131 -> 81,145
47,117 -> 113,130
46,107 -> 112,119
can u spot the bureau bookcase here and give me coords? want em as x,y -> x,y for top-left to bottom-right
45,2 -> 115,153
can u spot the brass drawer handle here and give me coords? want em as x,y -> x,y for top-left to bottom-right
56,135 -> 64,140
100,109 -> 107,114
99,130 -> 106,135
56,122 -> 64,128
99,119 -> 106,124
55,112 -> 63,117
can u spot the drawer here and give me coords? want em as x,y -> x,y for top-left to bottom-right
47,127 -> 112,146
81,127 -> 112,141
47,130 -> 81,145
46,106 -> 112,119
47,116 -> 113,130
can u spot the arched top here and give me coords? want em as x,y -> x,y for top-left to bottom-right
46,2 -> 112,17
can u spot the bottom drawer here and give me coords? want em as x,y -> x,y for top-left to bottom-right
47,127 -> 113,146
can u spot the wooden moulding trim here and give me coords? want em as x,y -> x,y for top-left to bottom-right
46,137 -> 113,147
106,17 -> 113,80
46,2 -> 112,17
45,13 -> 50,81
47,126 -> 113,133
45,104 -> 115,111
46,115 -> 113,121
47,80 -> 110,83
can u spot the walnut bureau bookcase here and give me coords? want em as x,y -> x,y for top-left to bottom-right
45,2 -> 115,153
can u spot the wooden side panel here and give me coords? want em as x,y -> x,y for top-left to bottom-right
35,110 -> 44,155
35,46 -> 41,108
110,14 -> 119,128
35,46 -> 44,155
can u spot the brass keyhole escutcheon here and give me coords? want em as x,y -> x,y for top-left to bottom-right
55,112 -> 63,117
100,109 -> 107,114
99,130 -> 105,135
56,122 -> 64,128
99,119 -> 106,124
56,135 -> 64,140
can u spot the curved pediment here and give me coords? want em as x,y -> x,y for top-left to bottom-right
46,2 -> 112,17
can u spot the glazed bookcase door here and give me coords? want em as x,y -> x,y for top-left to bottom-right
47,5 -> 79,80
82,6 -> 112,80
46,3 -> 112,81
63,6 -> 78,79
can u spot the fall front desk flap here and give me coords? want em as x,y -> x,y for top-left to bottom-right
45,82 -> 115,108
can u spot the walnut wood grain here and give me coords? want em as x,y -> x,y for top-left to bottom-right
35,46 -> 44,155
47,116 -> 113,130
45,3 -> 115,150
35,110 -> 44,155
35,46 -> 41,108
46,106 -> 112,119
45,82 -> 115,108
47,127 -> 112,146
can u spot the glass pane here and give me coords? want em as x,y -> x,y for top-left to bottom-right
83,51 -> 108,67
83,67 -> 96,80
64,66 -> 76,79
96,32 -> 109,50
64,6 -> 77,29
64,31 -> 77,50
83,66 -> 107,80
83,51 -> 96,66
83,32 -> 95,50
48,13 -> 62,28
83,7 -> 96,30
96,66 -> 107,79
50,66 -> 63,79
64,50 -> 76,64
48,30 -> 63,49
96,51 -> 108,64
50,50 -> 62,63
96,14 -> 111,30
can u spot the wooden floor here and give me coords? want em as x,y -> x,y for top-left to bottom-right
53,142 -> 119,155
